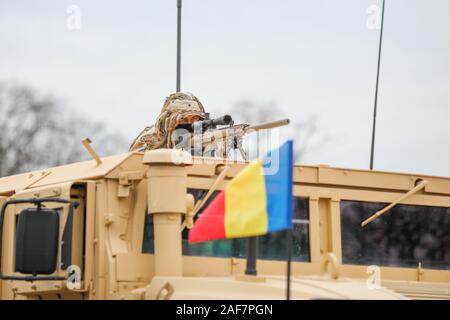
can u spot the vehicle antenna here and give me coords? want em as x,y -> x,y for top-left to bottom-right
176,0 -> 182,92
370,0 -> 386,170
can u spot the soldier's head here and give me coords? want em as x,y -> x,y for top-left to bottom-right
155,92 -> 207,146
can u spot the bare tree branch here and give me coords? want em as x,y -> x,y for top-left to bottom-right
0,83 -> 128,177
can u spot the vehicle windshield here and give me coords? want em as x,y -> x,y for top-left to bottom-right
142,189 -> 310,262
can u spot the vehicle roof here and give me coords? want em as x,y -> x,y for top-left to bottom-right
0,152 -> 136,196
0,152 -> 449,196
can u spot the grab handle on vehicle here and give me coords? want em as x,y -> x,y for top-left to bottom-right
361,180 -> 428,227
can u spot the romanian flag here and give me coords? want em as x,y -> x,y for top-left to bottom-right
188,140 -> 293,243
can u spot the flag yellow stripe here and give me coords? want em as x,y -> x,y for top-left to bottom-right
224,159 -> 268,238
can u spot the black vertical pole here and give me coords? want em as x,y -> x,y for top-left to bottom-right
246,131 -> 260,276
245,237 -> 258,275
286,229 -> 292,300
370,0 -> 386,170
176,0 -> 182,92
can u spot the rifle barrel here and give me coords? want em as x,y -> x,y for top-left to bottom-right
247,118 -> 290,131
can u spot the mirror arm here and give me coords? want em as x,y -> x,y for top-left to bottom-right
0,275 -> 66,281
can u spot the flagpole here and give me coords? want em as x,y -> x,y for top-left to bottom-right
286,229 -> 292,300
245,132 -> 261,276
245,237 -> 258,275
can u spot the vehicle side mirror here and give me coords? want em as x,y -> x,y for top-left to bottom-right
15,207 -> 60,275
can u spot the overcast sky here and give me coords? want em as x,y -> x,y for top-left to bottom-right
0,0 -> 449,176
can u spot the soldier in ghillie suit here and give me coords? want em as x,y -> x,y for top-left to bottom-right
129,92 -> 207,152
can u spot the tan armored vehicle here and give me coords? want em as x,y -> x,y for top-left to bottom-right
0,135 -> 449,299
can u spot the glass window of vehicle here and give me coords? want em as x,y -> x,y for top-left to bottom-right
340,200 -> 450,270
142,212 -> 154,254
181,188 -> 310,262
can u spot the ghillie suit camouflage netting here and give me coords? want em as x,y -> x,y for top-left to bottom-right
129,92 -> 206,151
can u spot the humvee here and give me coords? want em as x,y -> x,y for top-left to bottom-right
0,148 -> 448,299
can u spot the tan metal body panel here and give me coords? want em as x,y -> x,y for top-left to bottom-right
144,275 -> 405,300
0,153 -> 141,196
0,151 -> 448,299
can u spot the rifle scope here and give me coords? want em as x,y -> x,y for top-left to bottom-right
193,114 -> 233,130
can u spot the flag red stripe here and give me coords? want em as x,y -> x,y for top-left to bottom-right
188,191 -> 226,243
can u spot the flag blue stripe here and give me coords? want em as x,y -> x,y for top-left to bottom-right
262,140 -> 294,233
